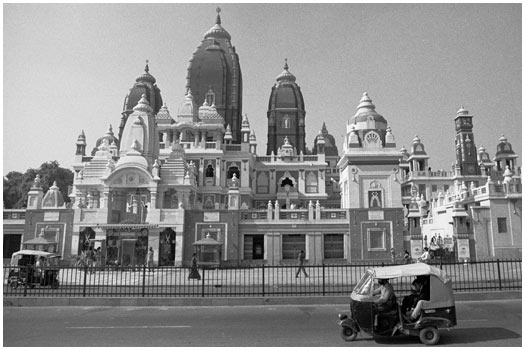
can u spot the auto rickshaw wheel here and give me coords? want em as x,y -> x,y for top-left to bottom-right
419,326 -> 440,345
9,279 -> 18,289
341,327 -> 357,341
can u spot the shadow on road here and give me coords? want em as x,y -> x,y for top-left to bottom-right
440,327 -> 521,345
371,327 -> 521,346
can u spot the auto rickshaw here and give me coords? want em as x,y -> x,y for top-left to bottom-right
338,263 -> 456,345
7,250 -> 61,289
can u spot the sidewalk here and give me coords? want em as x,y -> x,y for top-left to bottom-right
3,290 -> 521,307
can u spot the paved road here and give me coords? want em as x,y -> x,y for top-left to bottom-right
3,300 -> 521,347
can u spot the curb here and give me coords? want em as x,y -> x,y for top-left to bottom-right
3,291 -> 521,307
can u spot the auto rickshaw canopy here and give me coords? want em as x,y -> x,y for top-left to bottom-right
369,263 -> 451,284
10,250 -> 62,266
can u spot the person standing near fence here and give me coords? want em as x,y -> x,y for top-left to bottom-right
146,247 -> 154,272
188,253 -> 201,280
87,246 -> 95,274
403,250 -> 412,264
295,250 -> 308,278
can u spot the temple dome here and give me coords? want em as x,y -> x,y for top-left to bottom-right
91,125 -> 119,156
203,7 -> 231,40
313,122 -> 338,156
350,92 -> 388,127
268,59 -> 304,110
122,61 -> 163,118
186,7 -> 242,142
42,181 -> 65,208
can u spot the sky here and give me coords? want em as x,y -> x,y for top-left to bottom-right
3,3 -> 522,176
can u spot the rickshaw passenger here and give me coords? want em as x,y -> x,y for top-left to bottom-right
410,276 -> 430,320
373,278 -> 396,312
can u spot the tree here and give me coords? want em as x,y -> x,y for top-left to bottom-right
3,161 -> 74,209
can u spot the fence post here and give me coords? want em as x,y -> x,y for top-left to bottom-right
262,264 -> 265,297
322,263 -> 326,296
496,259 -> 502,291
23,265 -> 29,297
201,268 -> 206,297
142,264 -> 146,297
82,265 -> 88,297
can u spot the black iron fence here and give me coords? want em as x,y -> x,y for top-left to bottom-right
3,259 -> 521,298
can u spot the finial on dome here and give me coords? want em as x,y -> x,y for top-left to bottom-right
284,58 -> 288,70
145,59 -> 149,73
216,6 -> 222,24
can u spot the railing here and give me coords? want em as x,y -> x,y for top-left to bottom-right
4,259 -> 520,298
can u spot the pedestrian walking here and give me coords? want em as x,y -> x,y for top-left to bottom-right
87,246 -> 95,274
295,250 -> 308,278
188,253 -> 201,280
390,247 -> 396,264
146,247 -> 154,272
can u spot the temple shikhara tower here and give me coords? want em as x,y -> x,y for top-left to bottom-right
5,8 -> 521,267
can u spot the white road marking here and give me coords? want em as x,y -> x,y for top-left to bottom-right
67,325 -> 191,329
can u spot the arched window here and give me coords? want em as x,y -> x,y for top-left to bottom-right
257,172 -> 269,194
205,164 -> 214,177
306,171 -> 318,193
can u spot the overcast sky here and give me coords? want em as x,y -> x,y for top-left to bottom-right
3,3 -> 522,177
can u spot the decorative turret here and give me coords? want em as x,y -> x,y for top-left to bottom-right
408,135 -> 430,172
26,175 -> 44,209
494,134 -> 519,172
267,59 -> 306,155
241,114 -> 251,143
76,130 -> 86,156
315,129 -> 325,154
177,89 -> 197,123
249,129 -> 257,154
120,61 -> 163,141
477,145 -> 494,176
186,7 -> 242,142
156,102 -> 174,125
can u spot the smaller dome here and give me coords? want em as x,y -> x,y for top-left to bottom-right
42,181 -> 65,208
135,61 -> 156,85
133,94 -> 154,114
351,92 -> 388,125
400,145 -> 408,154
457,106 -> 469,115
413,135 -> 421,143
91,125 -> 119,156
156,103 -> 173,122
203,7 -> 231,40
498,134 -> 507,143
115,139 -> 148,170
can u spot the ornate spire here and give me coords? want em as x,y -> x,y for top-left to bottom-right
133,94 -> 154,113
356,92 -> 376,112
135,60 -> 156,84
216,6 -> 221,25
276,58 -> 297,83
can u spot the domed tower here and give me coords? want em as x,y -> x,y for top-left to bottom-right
454,106 -> 481,176
313,122 -> 338,157
186,7 -> 243,143
493,134 -> 519,172
119,61 -> 163,141
267,59 -> 306,155
91,124 -> 119,156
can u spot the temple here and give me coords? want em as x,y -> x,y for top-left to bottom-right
3,8 -> 521,266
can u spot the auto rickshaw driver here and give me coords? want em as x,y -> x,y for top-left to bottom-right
373,278 -> 396,311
